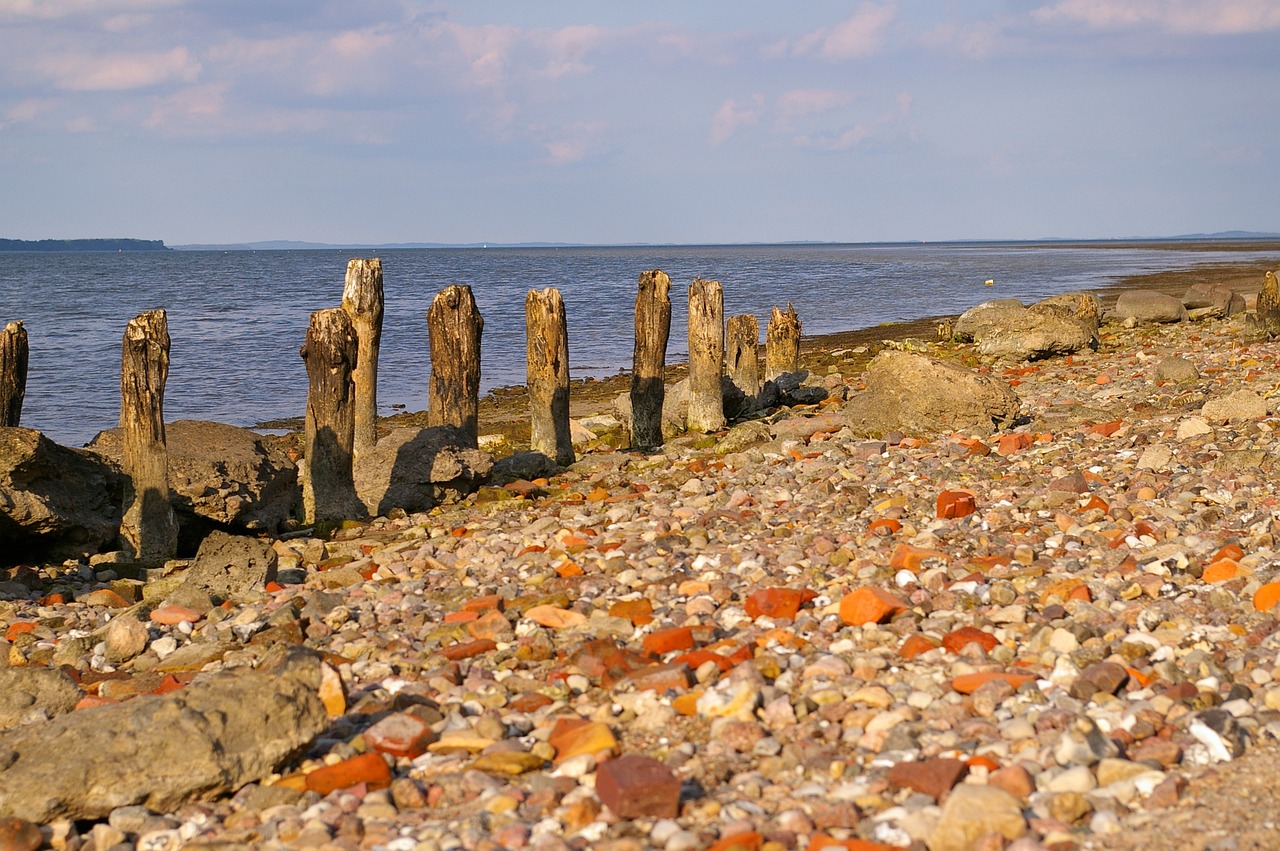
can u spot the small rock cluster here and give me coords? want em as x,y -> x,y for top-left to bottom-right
3,287 -> 1280,851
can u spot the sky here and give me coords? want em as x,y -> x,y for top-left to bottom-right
1,1 -> 1278,246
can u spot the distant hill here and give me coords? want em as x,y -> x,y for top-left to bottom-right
169,240 -> 586,251
0,238 -> 169,252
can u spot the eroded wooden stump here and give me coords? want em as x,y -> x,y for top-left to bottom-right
119,309 -> 177,563
727,314 -> 760,405
0,320 -> 28,428
687,277 -> 725,434
341,258 -> 384,461
630,270 -> 672,449
300,308 -> 362,524
766,303 -> 801,381
526,288 -> 574,466
427,285 -> 483,449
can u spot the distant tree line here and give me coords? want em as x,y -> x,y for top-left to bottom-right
0,238 -> 169,252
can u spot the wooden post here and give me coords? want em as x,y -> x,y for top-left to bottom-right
525,288 -> 574,466
119,309 -> 177,563
630,270 -> 671,449
687,277 -> 725,434
0,320 -> 28,428
341,258 -> 383,460
766,303 -> 801,381
426,285 -> 483,449
726,314 -> 760,405
300,308 -> 363,524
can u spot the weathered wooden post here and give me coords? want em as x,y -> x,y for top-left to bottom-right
766,303 -> 801,381
727,314 -> 760,405
630,270 -> 671,449
526,288 -> 574,466
426,285 -> 483,449
119,309 -> 177,563
300,308 -> 363,524
0,320 -> 28,428
687,277 -> 725,433
341,258 -> 383,460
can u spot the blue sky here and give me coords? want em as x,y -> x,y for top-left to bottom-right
1,1 -> 1277,245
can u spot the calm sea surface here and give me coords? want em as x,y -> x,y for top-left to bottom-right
0,243 -> 1273,447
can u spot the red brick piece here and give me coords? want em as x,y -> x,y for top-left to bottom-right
941,626 -> 998,654
744,587 -> 816,621
839,587 -> 909,626
595,753 -> 681,818
305,752 -> 392,795
899,634 -> 940,660
439,638 -> 497,661
364,712 -> 437,759
0,816 -> 43,851
886,757 -> 968,801
936,490 -> 977,519
642,626 -> 696,656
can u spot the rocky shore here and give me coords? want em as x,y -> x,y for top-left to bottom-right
4,258 -> 1280,851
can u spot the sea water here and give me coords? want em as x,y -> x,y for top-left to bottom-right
0,242 -> 1271,446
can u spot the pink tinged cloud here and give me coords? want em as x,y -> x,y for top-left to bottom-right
792,3 -> 896,61
41,46 -> 200,91
1034,0 -> 1280,34
709,95 -> 763,145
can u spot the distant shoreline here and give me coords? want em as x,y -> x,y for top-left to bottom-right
0,238 -> 169,252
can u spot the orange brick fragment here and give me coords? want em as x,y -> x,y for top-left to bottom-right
744,587 -> 816,620
1088,419 -> 1124,437
1212,543 -> 1245,563
890,543 -> 949,573
609,598 -> 655,626
1254,582 -> 1280,613
936,490 -> 977,519
364,712 -> 436,759
707,833 -> 763,851
1079,494 -> 1109,513
950,671 -> 1037,695
1202,559 -> 1242,584
839,587 -> 910,626
867,518 -> 902,536
548,718 -> 619,762
462,594 -> 504,614
4,621 -> 36,642
642,626 -> 696,656
440,639 -> 497,661
305,752 -> 392,795
941,626 -> 998,654
899,634 -> 940,660
997,433 -> 1034,456
149,605 -> 202,626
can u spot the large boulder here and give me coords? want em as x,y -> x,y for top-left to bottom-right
0,667 -> 83,730
0,646 -> 326,823
1182,283 -> 1245,319
953,300 -> 1095,360
352,426 -> 492,517
88,420 -> 299,546
167,529 -> 278,607
0,427 -> 122,562
1029,291 -> 1103,331
1111,290 -> 1189,324
844,350 -> 1020,437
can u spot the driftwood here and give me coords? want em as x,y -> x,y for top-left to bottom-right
300,308 -> 362,524
119,309 -> 177,563
630,270 -> 672,449
1,320 -> 28,427
766,303 -> 801,381
526,288 -> 574,466
687,278 -> 725,433
341,258 -> 383,460
427,285 -> 483,449
727,314 -> 760,404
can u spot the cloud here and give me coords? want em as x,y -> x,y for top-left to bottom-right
776,88 -> 855,127
39,46 -> 201,91
0,0 -> 179,20
542,121 -> 605,164
709,95 -> 764,146
1033,0 -> 1280,34
540,24 -> 609,79
788,3 -> 896,61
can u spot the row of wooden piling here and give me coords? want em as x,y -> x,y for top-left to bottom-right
0,261 -> 801,562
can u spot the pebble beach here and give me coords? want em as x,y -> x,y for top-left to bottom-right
7,257 -> 1280,851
